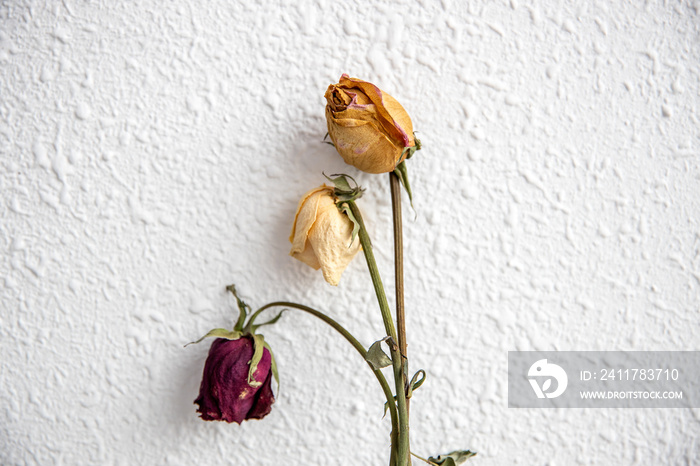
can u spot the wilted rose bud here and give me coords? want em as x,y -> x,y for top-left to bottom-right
289,185 -> 361,286
325,74 -> 416,174
195,336 -> 275,424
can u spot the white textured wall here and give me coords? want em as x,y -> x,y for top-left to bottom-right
2,1 -> 699,464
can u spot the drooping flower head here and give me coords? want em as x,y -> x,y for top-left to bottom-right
289,184 -> 361,286
191,286 -> 280,424
195,336 -> 275,423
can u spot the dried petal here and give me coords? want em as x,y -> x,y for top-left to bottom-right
289,185 -> 361,285
194,337 -> 275,424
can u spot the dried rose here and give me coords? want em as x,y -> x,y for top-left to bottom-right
324,74 -> 416,174
194,336 -> 275,424
289,185 -> 361,286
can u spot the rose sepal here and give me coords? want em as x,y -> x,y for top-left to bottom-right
226,284 -> 250,332
263,340 -> 280,387
246,334 -> 267,387
392,161 -> 414,209
188,286 -> 283,389
324,173 -> 365,247
403,133 -> 421,160
324,173 -> 365,203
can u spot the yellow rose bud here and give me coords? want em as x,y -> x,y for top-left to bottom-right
289,185 -> 361,286
324,74 -> 416,174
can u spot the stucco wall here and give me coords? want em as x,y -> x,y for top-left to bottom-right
1,1 -> 699,464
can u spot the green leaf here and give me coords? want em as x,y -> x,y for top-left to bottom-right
226,284 -> 250,332
381,369 -> 425,416
406,369 -> 426,399
366,339 -> 393,370
184,328 -> 242,347
247,334 -> 266,387
428,450 -> 477,465
383,398 -> 396,419
393,161 -> 414,210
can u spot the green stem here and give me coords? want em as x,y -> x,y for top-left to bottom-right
390,171 -> 409,412
348,201 -> 410,466
253,301 -> 399,461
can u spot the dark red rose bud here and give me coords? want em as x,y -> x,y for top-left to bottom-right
195,336 -> 275,424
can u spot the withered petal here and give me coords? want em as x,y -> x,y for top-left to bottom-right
194,337 -> 275,424
289,185 -> 361,285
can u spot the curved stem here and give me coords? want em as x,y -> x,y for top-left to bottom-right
253,301 -> 399,461
348,201 -> 411,466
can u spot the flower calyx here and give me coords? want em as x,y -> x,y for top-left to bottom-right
324,173 -> 365,247
324,173 -> 364,203
187,285 -> 282,388
402,133 -> 422,160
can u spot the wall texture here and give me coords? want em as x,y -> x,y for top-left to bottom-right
1,1 -> 699,464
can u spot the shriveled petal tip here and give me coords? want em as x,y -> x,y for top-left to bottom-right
338,74 -> 413,147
